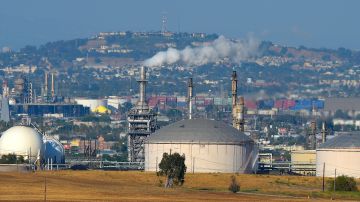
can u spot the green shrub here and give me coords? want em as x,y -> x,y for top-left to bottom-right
228,175 -> 240,193
327,175 -> 358,192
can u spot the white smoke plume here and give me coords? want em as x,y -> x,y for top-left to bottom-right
143,35 -> 259,67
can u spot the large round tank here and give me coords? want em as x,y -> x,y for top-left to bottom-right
75,98 -> 108,111
316,133 -> 360,178
145,119 -> 258,173
0,126 -> 43,163
43,137 -> 65,164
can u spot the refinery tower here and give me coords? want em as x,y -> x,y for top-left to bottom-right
127,66 -> 157,162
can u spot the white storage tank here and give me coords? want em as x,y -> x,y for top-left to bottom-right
75,98 -> 108,111
145,119 -> 258,173
316,133 -> 360,178
0,126 -> 43,163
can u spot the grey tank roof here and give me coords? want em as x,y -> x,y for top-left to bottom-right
318,133 -> 360,149
147,119 -> 253,144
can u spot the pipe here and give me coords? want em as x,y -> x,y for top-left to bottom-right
137,66 -> 148,110
231,70 -> 238,128
51,73 -> 55,98
188,78 -> 193,120
231,70 -> 237,108
239,96 -> 245,132
44,72 -> 48,97
322,122 -> 327,144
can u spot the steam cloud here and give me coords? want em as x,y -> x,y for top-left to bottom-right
143,35 -> 259,67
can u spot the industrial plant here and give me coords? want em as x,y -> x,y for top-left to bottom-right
0,64 -> 359,181
0,125 -> 65,171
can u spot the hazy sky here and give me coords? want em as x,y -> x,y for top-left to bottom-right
0,0 -> 359,50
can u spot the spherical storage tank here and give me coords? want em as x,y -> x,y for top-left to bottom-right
145,119 -> 258,173
316,133 -> 360,178
0,126 -> 43,163
43,136 -> 65,164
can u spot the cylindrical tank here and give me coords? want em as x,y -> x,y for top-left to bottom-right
145,119 -> 258,173
75,98 -> 108,111
0,126 -> 43,163
316,133 -> 360,178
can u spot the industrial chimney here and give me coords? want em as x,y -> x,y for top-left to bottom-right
44,72 -> 48,98
231,70 -> 237,108
188,78 -> 193,120
136,66 -> 149,112
51,73 -> 55,98
321,122 -> 327,144
231,70 -> 245,132
238,96 -> 245,132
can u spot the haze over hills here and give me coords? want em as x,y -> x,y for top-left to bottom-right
0,31 -> 359,98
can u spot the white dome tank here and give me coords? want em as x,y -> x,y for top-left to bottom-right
43,137 -> 65,164
0,126 -> 43,163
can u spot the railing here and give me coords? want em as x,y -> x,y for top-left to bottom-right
258,161 -> 316,174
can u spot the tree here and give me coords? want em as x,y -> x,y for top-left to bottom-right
158,152 -> 186,188
228,175 -> 240,193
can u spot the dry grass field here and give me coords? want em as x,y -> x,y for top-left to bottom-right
1,171 -> 360,201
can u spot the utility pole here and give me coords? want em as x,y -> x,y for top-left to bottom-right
334,168 -> 337,192
322,162 -> 325,192
44,176 -> 47,202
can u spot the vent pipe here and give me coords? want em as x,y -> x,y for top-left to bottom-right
188,78 -> 193,120
239,96 -> 245,132
51,73 -> 55,98
136,66 -> 149,112
231,70 -> 237,108
321,122 -> 327,144
44,72 -> 48,97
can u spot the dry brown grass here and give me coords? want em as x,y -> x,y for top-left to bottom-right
0,171 -> 358,201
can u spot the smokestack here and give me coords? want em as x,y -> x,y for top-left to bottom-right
136,66 -> 149,111
51,73 -> 55,98
232,70 -> 238,128
321,122 -> 327,144
2,80 -> 9,98
309,120 -> 317,150
239,96 -> 245,132
44,72 -> 48,97
231,70 -> 237,108
188,78 -> 193,120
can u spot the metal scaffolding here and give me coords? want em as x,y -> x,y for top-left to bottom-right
127,66 -> 157,162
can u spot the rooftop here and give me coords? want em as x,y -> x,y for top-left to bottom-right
318,132 -> 360,149
147,118 -> 253,144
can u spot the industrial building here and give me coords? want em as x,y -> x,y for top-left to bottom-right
145,118 -> 258,173
10,103 -> 90,117
316,133 -> 360,178
291,150 -> 316,175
